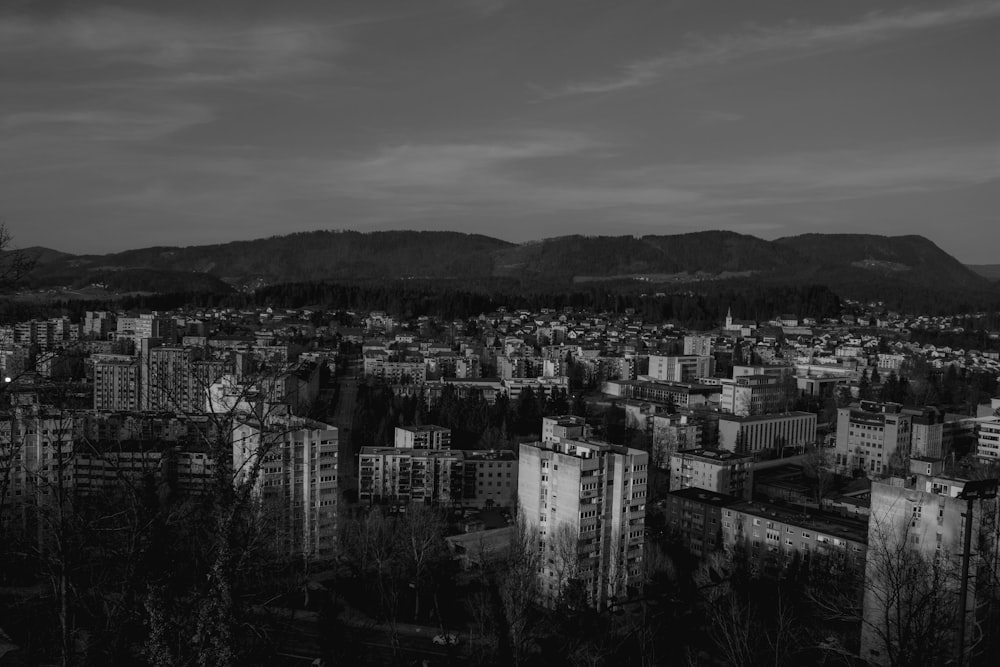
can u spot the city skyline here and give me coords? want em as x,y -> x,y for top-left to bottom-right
2,0 -> 998,262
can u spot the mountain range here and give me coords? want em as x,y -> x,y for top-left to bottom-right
12,230 -> 998,307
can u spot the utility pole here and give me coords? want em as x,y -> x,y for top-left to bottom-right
955,479 -> 998,667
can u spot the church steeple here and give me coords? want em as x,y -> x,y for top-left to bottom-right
725,306 -> 733,330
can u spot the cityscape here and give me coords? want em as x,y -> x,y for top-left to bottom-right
3,1 -> 1000,666
1,250 -> 999,665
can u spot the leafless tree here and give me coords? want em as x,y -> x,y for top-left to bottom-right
498,510 -> 542,666
398,503 -> 448,621
861,513 -> 962,667
801,444 -> 835,506
0,222 -> 36,294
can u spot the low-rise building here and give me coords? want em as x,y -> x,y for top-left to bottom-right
668,448 -> 754,500
718,411 -> 817,458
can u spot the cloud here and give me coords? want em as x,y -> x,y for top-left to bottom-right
546,0 -> 1000,97
349,133 -> 601,188
0,7 -> 343,84
1,104 -> 214,141
325,139 -> 1000,220
631,142 -> 1000,208
698,110 -> 743,124
73,136 -> 1000,224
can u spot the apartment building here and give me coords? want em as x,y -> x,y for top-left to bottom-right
861,458 -> 999,665
903,406 -> 944,459
834,401 -> 912,477
664,487 -> 741,557
233,416 -> 342,559
541,414 -> 587,443
83,311 -> 117,340
717,411 -> 817,457
668,448 -> 754,500
976,417 -> 1000,462
394,425 -> 452,450
358,446 -> 516,508
651,411 -> 710,465
141,341 -> 231,413
363,353 -> 427,385
665,489 -> 867,578
117,313 -> 176,347
92,354 -> 140,411
518,422 -> 648,610
497,354 -> 545,380
466,449 -> 518,508
0,409 -> 219,538
683,335 -> 714,357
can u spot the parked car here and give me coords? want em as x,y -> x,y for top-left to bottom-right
432,633 -> 459,646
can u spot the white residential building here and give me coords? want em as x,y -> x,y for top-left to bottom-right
518,417 -> 648,610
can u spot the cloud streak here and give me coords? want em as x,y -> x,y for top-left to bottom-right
546,0 -> 1000,97
1,104 -> 214,142
0,7 -> 344,85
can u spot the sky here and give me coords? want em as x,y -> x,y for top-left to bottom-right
1,0 -> 998,262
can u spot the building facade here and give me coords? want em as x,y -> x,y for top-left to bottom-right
834,401 -> 912,477
92,354 -> 140,411
233,416 -> 342,560
394,424 -> 452,450
717,411 -> 817,457
518,424 -> 648,610
668,448 -> 754,500
860,459 -> 999,666
647,355 -> 713,383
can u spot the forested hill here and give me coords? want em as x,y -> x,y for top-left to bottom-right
22,230 -> 512,290
18,229 -> 999,311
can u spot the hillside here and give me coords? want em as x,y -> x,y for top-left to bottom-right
492,231 -> 801,281
19,229 -> 999,310
27,230 -> 513,292
968,264 -> 1000,282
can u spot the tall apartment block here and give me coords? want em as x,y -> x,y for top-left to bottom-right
92,354 -> 140,411
861,458 -> 999,665
518,416 -> 648,610
141,340 -> 230,413
232,416 -> 342,560
903,406 -> 945,458
394,425 -> 452,450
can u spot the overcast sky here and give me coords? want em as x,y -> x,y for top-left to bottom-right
2,0 -> 998,262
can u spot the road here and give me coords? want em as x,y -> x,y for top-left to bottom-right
264,609 -> 467,666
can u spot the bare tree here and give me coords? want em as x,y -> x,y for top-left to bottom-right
0,222 -> 36,294
498,510 -> 542,666
801,444 -> 835,506
861,513 -> 962,667
398,503 -> 448,622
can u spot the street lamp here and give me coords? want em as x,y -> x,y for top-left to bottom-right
955,478 -> 998,667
